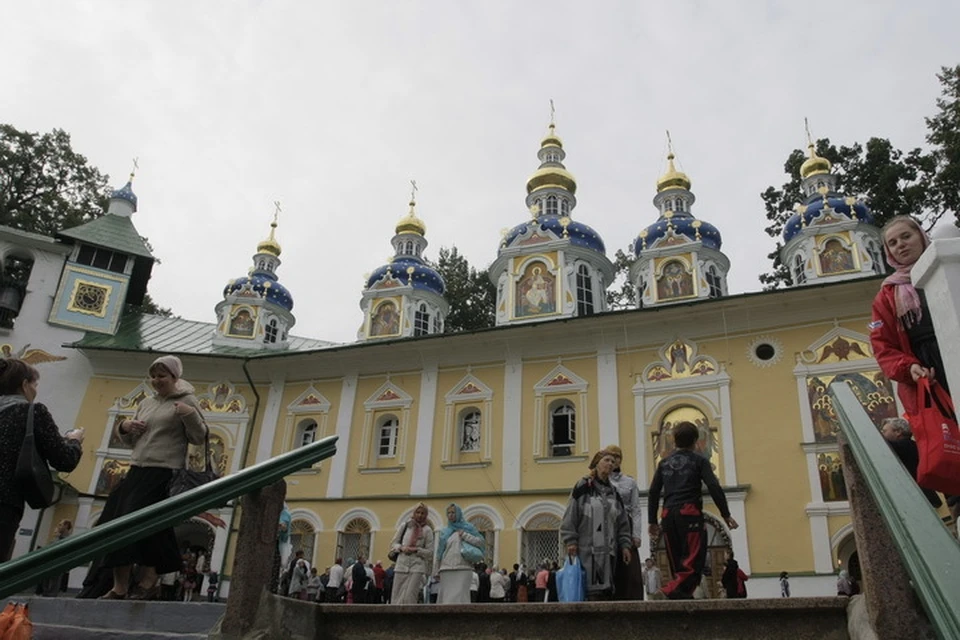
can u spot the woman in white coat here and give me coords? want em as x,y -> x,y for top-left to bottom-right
389,503 -> 434,604
435,503 -> 485,604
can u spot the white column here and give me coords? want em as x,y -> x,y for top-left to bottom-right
75,496 -> 95,531
718,376 -> 738,485
807,510 -> 834,573
726,497 -> 750,574
410,361 -> 439,496
502,356 -> 523,492
912,237 -> 960,400
633,381 -> 648,483
596,345 -> 620,448
326,374 -> 358,499
254,373 -> 287,464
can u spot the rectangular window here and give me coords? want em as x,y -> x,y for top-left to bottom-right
107,251 -> 129,274
550,407 -> 575,457
76,245 -> 96,266
378,419 -> 398,458
92,249 -> 112,271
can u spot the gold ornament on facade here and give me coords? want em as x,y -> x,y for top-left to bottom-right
559,216 -> 571,238
257,202 -> 283,257
692,219 -> 702,240
800,118 -> 831,179
657,131 -> 691,193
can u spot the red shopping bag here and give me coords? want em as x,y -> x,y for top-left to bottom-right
0,602 -> 16,638
913,378 -> 960,495
0,603 -> 32,640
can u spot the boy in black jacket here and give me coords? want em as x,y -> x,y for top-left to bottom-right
647,421 -> 738,599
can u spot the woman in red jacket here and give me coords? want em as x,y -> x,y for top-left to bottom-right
869,216 -> 946,418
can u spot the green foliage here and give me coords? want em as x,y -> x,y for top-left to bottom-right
134,293 -> 173,317
605,248 -> 637,310
436,246 -> 496,332
926,64 -> 960,221
0,125 -> 110,236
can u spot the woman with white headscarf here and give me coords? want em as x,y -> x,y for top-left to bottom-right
390,502 -> 434,604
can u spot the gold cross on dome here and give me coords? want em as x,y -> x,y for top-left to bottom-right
410,179 -> 418,203
272,201 -> 282,225
549,99 -> 556,126
130,157 -> 139,180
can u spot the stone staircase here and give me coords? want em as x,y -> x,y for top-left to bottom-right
18,597 -> 224,639
209,592 -> 857,640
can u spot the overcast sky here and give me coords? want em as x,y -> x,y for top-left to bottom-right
4,1 -> 958,343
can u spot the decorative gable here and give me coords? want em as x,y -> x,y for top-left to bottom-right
799,325 -> 873,366
644,337 -> 718,382
364,380 -> 414,410
287,385 -> 332,413
197,380 -> 247,414
534,364 -> 588,394
444,374 -> 494,403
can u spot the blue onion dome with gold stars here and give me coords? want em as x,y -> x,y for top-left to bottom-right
633,150 -> 721,254
782,145 -> 874,243
110,177 -> 138,211
223,218 -> 294,311
501,216 -> 606,254
365,199 -> 445,296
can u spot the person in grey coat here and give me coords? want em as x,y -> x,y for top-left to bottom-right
560,449 -> 632,601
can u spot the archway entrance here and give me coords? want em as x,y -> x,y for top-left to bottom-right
175,519 -> 215,559
652,512 -> 732,598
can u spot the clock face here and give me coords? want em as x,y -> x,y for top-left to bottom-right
71,282 -> 109,314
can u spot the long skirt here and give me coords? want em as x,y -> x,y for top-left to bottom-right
99,466 -> 182,574
437,569 -> 472,604
614,543 -> 645,600
391,571 -> 424,605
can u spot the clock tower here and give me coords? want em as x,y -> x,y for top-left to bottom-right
48,173 -> 155,334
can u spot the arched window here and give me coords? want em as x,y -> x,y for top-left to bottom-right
296,419 -> 318,448
432,314 -> 441,334
706,265 -> 722,299
521,513 -> 561,568
794,254 -> 807,285
336,517 -> 371,563
414,303 -> 430,337
560,199 -> 569,215
545,195 -> 558,216
459,409 -> 481,453
415,243 -> 422,257
653,406 -> 719,472
265,318 -> 279,344
290,519 -> 316,564
468,514 -> 496,567
257,259 -> 265,270
405,241 -> 413,255
675,198 -> 685,213
576,264 -> 594,316
867,241 -> 884,274
549,402 -> 576,457
378,415 -> 399,458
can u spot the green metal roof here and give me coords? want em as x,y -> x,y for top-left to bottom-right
57,214 -> 154,258
72,313 -> 338,356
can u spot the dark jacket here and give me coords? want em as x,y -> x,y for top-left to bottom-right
648,449 -> 731,524
888,437 -> 942,508
0,403 -> 82,516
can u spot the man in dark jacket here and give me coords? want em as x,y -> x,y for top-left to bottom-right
881,417 -> 943,508
648,422 -> 739,600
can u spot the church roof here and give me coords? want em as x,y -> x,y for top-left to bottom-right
72,313 -> 337,356
57,214 -> 154,258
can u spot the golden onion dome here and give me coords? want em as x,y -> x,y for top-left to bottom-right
526,165 -> 578,195
257,220 -> 282,257
395,200 -> 426,235
800,142 -> 832,179
541,122 -> 563,149
656,152 -> 691,193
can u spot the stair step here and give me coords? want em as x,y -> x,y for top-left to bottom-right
33,623 -> 208,640
16,597 -> 223,635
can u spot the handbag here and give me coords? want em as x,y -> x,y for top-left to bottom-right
557,555 -> 586,602
15,403 -> 57,509
388,523 -> 408,562
913,378 -> 960,495
168,427 -> 220,497
460,539 -> 484,565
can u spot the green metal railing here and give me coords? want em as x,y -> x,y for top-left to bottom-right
0,435 -> 338,599
830,383 -> 960,640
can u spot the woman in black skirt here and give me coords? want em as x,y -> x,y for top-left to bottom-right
100,355 -> 207,600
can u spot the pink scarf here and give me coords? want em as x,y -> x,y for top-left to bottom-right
882,219 -> 930,329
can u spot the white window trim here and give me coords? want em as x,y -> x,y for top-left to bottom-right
442,374 -> 495,462
533,365 -> 589,458
360,381 -> 413,468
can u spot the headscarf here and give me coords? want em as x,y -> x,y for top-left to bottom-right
837,569 -> 852,594
882,217 -> 930,329
406,502 -> 428,546
436,503 -> 483,562
150,355 -> 183,379
588,448 -> 617,479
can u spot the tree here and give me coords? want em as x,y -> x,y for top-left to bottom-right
136,293 -> 173,317
926,64 -> 960,222
605,248 -> 637,310
0,125 -> 109,236
436,247 -> 496,332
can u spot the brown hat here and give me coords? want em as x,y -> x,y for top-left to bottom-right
604,444 -> 623,458
589,449 -> 617,470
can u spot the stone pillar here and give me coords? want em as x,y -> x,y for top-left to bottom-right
838,442 -> 935,640
912,237 -> 960,401
220,480 -> 286,639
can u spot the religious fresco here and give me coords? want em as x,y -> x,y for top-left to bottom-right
818,238 -> 855,275
813,335 -> 871,364
806,370 -> 896,443
652,406 -> 720,472
107,414 -> 133,449
645,338 -> 717,382
228,308 -> 256,337
515,262 -> 556,317
186,433 -> 230,476
197,380 -> 246,413
95,458 -> 131,495
370,300 -> 400,337
656,259 -> 694,301
817,452 -> 848,501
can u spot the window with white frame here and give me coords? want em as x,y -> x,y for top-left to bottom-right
459,409 -> 481,453
575,264 -> 594,316
336,518 -> 371,563
545,195 -> 558,216
706,265 -> 722,299
378,415 -> 399,458
560,199 -> 569,215
414,303 -> 430,336
794,254 -> 806,285
290,519 -> 316,563
549,401 -> 576,457
432,314 -> 441,334
265,318 -> 279,343
296,419 -> 318,448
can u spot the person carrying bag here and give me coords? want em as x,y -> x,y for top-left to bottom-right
914,378 -> 960,495
556,555 -> 586,602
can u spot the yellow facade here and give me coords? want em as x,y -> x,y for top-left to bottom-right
52,277 -> 892,597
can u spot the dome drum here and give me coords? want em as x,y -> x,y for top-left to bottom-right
501,215 -> 606,256
634,216 -> 722,255
782,197 -> 874,243
223,274 -> 294,312
365,258 -> 445,297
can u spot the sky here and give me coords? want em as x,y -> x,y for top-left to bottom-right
3,1 -> 959,343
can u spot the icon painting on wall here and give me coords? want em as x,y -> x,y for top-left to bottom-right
807,370 -> 896,443
515,262 -> 556,317
817,452 -> 848,501
95,459 -> 131,495
656,259 -> 694,301
652,406 -> 720,473
370,300 -> 400,336
819,238 -> 855,275
228,309 -> 256,337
